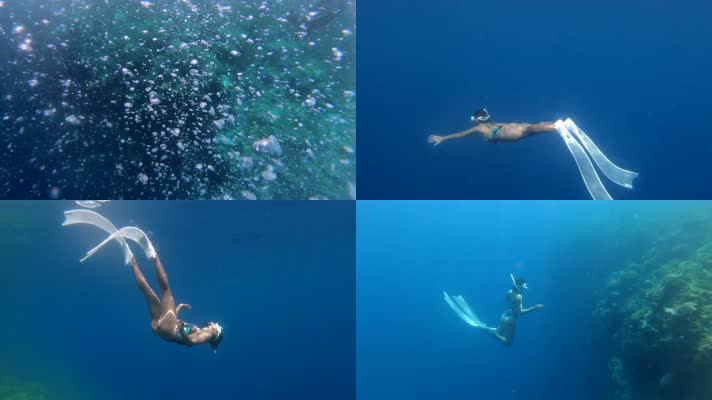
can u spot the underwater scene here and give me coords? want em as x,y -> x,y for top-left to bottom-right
0,0 -> 355,199
357,201 -> 712,400
357,0 -> 712,199
0,200 -> 355,399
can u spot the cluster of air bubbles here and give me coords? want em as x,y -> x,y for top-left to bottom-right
0,0 -> 355,199
65,115 -> 81,125
253,135 -> 282,157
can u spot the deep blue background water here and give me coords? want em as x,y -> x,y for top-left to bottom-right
356,200 -> 711,399
0,201 -> 354,399
357,0 -> 712,199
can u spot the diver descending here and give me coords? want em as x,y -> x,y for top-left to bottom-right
443,274 -> 544,346
427,109 -> 639,200
63,209 -> 224,353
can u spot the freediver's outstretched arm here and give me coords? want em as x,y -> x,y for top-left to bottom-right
520,302 -> 544,315
428,126 -> 480,146
513,293 -> 544,315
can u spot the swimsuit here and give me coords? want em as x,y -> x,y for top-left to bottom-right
490,125 -> 503,142
174,322 -> 194,344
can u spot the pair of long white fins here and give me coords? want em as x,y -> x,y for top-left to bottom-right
555,118 -> 639,200
443,291 -> 488,329
62,209 -> 156,265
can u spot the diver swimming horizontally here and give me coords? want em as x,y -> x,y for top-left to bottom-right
428,109 -> 555,145
444,275 -> 543,346
63,209 -> 224,353
428,109 -> 639,200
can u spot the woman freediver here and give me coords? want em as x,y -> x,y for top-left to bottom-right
444,274 -> 543,347
428,109 -> 556,145
130,254 -> 224,351
63,209 -> 224,353
426,108 -> 639,200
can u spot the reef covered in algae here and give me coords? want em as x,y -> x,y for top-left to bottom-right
594,214 -> 712,400
0,373 -> 105,400
0,0 -> 355,199
0,378 -> 48,400
0,373 -> 115,400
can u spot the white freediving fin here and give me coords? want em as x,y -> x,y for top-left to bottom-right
443,291 -> 485,328
563,118 -> 638,189
453,295 -> 479,323
75,200 -> 110,208
83,226 -> 156,263
555,119 -> 638,200
62,210 -> 134,265
555,120 -> 613,200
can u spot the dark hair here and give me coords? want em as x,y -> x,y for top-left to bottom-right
472,109 -> 490,121
514,276 -> 526,286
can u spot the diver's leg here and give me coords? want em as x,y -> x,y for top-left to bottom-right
522,122 -> 556,138
130,257 -> 161,320
489,312 -> 515,346
494,331 -> 513,346
477,326 -> 510,345
154,255 -> 176,313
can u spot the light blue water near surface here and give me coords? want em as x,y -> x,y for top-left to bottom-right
357,200 -> 711,399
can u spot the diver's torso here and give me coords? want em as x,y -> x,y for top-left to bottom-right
480,123 -> 527,141
506,290 -> 522,316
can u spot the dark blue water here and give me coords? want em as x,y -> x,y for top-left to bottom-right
0,201 -> 354,399
356,200 -> 709,399
357,0 -> 712,199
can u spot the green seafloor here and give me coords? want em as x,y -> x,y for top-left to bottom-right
589,204 -> 712,400
0,0 -> 355,199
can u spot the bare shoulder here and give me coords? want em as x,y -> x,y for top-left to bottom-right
473,124 -> 491,134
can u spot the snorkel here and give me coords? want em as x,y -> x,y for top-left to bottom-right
471,108 -> 491,124
510,273 -> 528,293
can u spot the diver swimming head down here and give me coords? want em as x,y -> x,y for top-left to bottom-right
207,322 -> 224,353
510,274 -> 528,293
471,108 -> 491,123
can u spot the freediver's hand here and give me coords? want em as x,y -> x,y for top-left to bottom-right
535,304 -> 544,310
428,135 -> 445,146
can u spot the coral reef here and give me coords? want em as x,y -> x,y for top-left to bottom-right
0,0 -> 355,199
594,214 -> 712,400
0,376 -> 48,400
